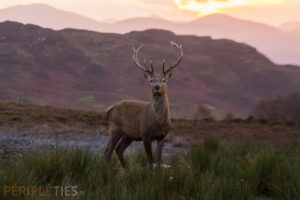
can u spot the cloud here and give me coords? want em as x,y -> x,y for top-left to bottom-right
0,0 -> 295,25
175,0 -> 282,15
139,0 -> 173,4
195,0 -> 230,2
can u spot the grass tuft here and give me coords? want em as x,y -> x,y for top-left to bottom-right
0,139 -> 299,199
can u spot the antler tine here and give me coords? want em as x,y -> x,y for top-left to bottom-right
164,41 -> 183,74
149,60 -> 154,74
132,45 -> 152,73
143,59 -> 154,74
170,41 -> 183,68
162,59 -> 166,74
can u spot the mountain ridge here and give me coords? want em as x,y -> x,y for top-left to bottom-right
1,21 -> 300,118
0,3 -> 300,65
280,21 -> 300,31
0,3 -> 108,30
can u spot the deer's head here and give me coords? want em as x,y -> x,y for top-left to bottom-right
132,41 -> 183,97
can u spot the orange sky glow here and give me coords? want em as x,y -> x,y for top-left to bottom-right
0,0 -> 299,26
175,0 -> 282,15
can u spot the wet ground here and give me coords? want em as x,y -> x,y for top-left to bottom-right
0,132 -> 187,158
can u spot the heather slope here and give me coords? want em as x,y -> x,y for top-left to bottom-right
1,21 -> 300,117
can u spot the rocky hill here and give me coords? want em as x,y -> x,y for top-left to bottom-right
1,21 -> 300,118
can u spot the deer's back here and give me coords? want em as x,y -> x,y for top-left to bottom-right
107,100 -> 150,138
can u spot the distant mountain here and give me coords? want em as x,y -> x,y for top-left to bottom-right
107,17 -> 181,33
288,29 -> 300,38
280,21 -> 300,32
180,15 -> 300,65
279,21 -> 300,38
1,21 -> 300,117
0,3 -> 108,30
110,15 -> 300,65
1,4 -> 300,65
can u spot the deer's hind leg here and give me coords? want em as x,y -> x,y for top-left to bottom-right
105,129 -> 123,166
115,136 -> 133,169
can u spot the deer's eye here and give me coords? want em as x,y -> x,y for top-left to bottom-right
150,79 -> 153,83
162,79 -> 166,83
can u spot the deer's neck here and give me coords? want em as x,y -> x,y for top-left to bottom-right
151,94 -> 170,123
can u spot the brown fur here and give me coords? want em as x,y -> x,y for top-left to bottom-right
105,105 -> 114,121
107,95 -> 171,140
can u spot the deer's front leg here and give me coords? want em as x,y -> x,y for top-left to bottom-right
143,140 -> 153,172
156,138 -> 166,167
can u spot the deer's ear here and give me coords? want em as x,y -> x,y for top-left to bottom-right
144,71 -> 152,81
164,70 -> 173,80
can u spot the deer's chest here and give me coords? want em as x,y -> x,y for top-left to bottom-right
144,121 -> 171,141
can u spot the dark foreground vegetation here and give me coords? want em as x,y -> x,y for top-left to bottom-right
0,138 -> 299,200
0,102 -> 299,199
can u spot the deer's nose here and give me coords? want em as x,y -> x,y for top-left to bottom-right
154,85 -> 160,90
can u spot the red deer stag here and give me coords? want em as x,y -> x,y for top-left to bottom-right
104,41 -> 183,171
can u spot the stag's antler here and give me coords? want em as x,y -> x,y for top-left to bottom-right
132,45 -> 153,74
162,41 -> 183,75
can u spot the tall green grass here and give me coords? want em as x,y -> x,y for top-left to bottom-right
0,138 -> 299,200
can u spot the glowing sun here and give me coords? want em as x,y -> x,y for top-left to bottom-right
174,0 -> 282,15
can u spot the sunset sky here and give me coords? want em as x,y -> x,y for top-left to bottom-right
0,0 -> 299,26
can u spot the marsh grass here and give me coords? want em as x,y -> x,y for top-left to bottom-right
0,138 -> 299,200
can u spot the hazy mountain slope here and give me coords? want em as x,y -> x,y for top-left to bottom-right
1,4 -> 300,65
287,29 -> 300,38
108,17 -> 181,33
280,21 -> 300,38
0,4 -> 108,31
280,21 -> 300,31
95,14 -> 300,65
109,15 -> 300,65
181,15 -> 300,65
1,21 -> 300,117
